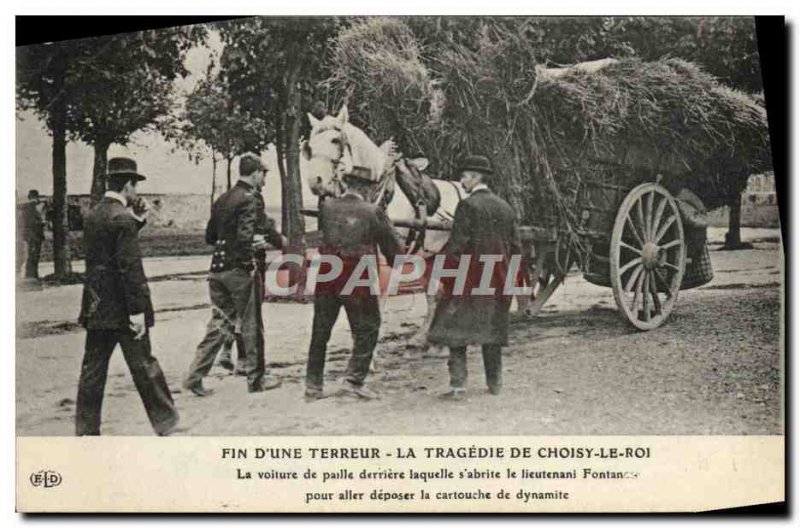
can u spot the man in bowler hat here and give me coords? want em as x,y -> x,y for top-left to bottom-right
427,155 -> 522,400
305,166 -> 401,401
183,153 -> 285,395
76,157 -> 179,435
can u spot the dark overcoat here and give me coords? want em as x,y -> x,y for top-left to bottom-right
427,188 -> 521,347
79,197 -> 154,329
205,180 -> 283,273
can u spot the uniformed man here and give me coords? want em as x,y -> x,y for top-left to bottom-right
427,155 -> 522,400
183,153 -> 284,395
305,166 -> 401,401
19,189 -> 47,280
76,157 -> 179,436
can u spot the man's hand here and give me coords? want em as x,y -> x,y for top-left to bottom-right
131,197 -> 151,221
129,313 -> 146,340
252,234 -> 267,251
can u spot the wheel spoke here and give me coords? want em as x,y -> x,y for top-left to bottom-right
648,271 -> 662,314
654,215 -> 677,244
636,199 -> 648,242
645,191 -> 654,240
652,196 -> 668,239
642,272 -> 651,321
661,261 -> 681,273
620,241 -> 642,255
626,216 -> 645,247
630,271 -> 645,312
624,264 -> 644,293
652,268 -> 673,299
659,239 -> 682,251
619,257 -> 642,276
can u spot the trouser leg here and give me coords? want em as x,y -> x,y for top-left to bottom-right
448,346 -> 468,390
305,293 -> 341,391
25,237 -> 42,279
236,271 -> 265,390
76,330 -> 117,436
481,344 -> 503,390
185,278 -> 236,387
119,329 -> 179,435
16,238 -> 26,275
342,295 -> 381,387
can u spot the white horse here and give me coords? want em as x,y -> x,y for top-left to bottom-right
302,105 -> 464,349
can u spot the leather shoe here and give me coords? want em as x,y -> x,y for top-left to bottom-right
183,382 -> 215,397
304,388 -> 332,402
156,417 -> 183,436
438,389 -> 466,401
337,382 -> 379,400
488,385 -> 502,396
248,376 -> 283,393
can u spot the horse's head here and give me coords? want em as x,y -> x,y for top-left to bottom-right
302,105 -> 354,198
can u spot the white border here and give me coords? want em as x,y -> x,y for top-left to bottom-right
4,2 -> 797,526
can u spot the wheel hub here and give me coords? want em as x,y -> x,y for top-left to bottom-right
641,242 -> 663,270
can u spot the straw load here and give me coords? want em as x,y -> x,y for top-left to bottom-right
325,18 -> 772,238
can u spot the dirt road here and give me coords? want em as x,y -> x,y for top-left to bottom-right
16,229 -> 783,436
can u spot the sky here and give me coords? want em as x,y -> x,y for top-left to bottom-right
14,27 -> 317,209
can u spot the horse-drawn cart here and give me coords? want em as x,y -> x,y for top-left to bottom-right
391,173 -> 708,331
520,178 -> 693,331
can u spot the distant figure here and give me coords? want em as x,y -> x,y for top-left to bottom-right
18,189 -> 47,279
76,157 -> 179,436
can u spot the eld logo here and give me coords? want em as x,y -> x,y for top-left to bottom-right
29,470 -> 62,488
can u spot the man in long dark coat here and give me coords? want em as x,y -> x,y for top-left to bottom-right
183,153 -> 284,395
305,166 -> 401,401
76,157 -> 179,435
427,155 -> 522,400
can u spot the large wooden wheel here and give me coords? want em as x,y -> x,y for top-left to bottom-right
610,183 -> 686,330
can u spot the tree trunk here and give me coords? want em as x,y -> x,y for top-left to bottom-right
274,104 -> 289,234
226,156 -> 232,190
210,151 -> 217,212
90,138 -> 110,204
724,191 -> 744,249
51,51 -> 72,278
283,61 -> 306,247
283,61 -> 307,289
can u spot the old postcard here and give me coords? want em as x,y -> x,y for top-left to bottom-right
14,14 -> 785,513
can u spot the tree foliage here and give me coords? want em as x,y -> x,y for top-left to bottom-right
217,17 -> 347,244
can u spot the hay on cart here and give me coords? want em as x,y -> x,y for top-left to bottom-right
325,19 -> 772,245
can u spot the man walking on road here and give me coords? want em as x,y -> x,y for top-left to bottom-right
427,155 -> 523,400
76,157 -> 179,436
184,153 -> 285,396
305,166 -> 401,401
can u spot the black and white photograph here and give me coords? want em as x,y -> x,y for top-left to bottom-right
11,12 -> 787,513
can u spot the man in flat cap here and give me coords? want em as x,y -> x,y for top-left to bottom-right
76,157 -> 179,436
305,166 -> 401,401
427,155 -> 523,400
184,152 -> 285,395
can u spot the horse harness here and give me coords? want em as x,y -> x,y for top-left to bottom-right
313,124 -> 444,255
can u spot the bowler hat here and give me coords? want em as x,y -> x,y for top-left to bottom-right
344,166 -> 375,182
457,155 -> 493,175
106,157 -> 146,182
